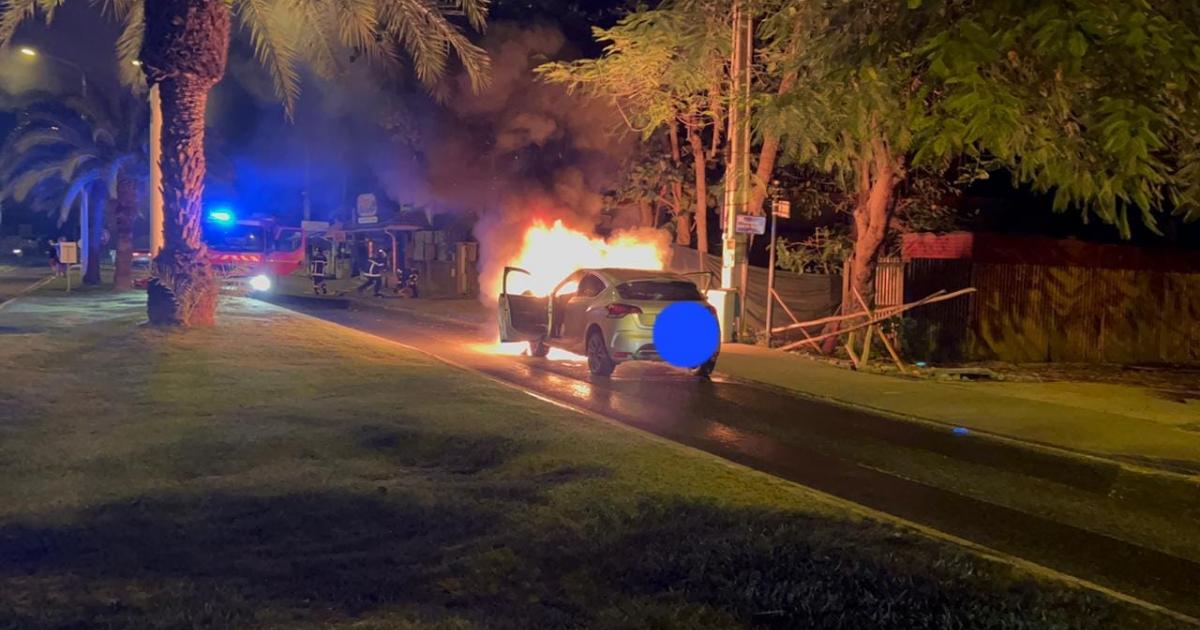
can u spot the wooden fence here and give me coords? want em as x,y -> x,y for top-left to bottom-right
668,245 -> 841,332
904,260 -> 1200,364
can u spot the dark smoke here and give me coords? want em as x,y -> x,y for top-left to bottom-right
369,23 -> 664,300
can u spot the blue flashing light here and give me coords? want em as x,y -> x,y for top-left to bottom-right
207,208 -> 236,225
952,426 -> 970,436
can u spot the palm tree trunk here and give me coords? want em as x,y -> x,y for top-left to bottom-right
113,175 -> 136,290
142,0 -> 230,326
84,192 -> 104,285
146,76 -> 218,325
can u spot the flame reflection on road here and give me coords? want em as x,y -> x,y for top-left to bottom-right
469,341 -> 585,362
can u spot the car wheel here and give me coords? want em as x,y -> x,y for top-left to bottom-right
586,330 -> 615,376
529,339 -> 550,358
690,357 -> 717,379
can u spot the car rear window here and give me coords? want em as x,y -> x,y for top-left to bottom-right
616,280 -> 704,301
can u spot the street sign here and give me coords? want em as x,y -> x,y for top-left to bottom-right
734,214 -> 766,235
772,199 -> 791,219
356,193 -> 378,218
56,241 -> 79,264
301,220 -> 330,233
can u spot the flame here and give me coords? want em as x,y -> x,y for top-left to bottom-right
500,220 -> 669,297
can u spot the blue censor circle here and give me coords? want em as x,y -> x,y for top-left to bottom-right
653,301 -> 720,368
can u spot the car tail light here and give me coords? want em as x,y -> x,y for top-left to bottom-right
606,303 -> 642,318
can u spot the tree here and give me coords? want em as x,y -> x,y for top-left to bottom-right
2,0 -> 490,325
538,5 -> 728,256
0,91 -> 146,289
760,0 -> 1200,315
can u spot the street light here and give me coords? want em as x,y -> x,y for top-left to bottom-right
14,46 -> 87,97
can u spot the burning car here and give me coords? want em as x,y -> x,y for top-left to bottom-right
498,266 -> 719,377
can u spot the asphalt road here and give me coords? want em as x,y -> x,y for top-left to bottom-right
274,294 -> 1200,622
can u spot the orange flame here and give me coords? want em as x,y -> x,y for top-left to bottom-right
498,220 -> 670,297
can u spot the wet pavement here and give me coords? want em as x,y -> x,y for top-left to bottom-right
272,294 -> 1200,621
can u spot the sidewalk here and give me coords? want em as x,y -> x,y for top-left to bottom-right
717,344 -> 1200,476
326,283 -> 1200,477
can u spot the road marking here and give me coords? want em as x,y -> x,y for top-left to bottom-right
268,299 -> 1200,626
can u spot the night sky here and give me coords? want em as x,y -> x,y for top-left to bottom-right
1,0 -> 1196,253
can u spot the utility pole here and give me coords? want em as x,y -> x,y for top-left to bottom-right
721,0 -> 753,338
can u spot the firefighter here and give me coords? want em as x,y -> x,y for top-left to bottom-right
310,248 -> 329,295
356,248 -> 387,297
405,267 -> 420,298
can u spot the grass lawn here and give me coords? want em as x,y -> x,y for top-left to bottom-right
0,294 -> 1185,629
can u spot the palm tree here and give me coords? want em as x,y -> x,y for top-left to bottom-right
0,91 -> 147,289
2,0 -> 490,325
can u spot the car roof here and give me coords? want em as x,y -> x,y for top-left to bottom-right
585,268 -> 692,283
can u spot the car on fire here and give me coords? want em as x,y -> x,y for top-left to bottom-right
498,266 -> 719,377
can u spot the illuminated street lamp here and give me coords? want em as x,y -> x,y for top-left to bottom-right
15,45 -> 87,97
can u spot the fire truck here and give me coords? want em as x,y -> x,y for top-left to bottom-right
203,209 -> 305,293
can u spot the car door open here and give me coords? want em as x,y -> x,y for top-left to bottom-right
498,266 -> 549,342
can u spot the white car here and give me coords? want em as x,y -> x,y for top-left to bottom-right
498,266 -> 719,377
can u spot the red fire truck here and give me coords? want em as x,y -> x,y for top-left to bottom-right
203,209 -> 305,292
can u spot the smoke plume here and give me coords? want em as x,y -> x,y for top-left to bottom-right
370,23 -> 668,300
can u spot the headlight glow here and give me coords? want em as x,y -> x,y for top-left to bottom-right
249,274 -> 272,292
11,248 -> 21,255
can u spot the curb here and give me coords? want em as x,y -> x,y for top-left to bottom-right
0,273 -> 55,312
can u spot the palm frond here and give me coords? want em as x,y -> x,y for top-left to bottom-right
57,166 -> 101,226
289,0 -> 345,78
35,0 -> 64,22
105,153 -> 136,198
114,0 -> 146,91
60,148 -> 98,181
12,129 -> 74,155
99,0 -> 137,19
236,0 -> 302,115
381,0 -> 490,92
451,0 -> 487,32
0,0 -> 38,45
332,0 -> 387,63
92,126 -> 116,147
6,163 -> 64,203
